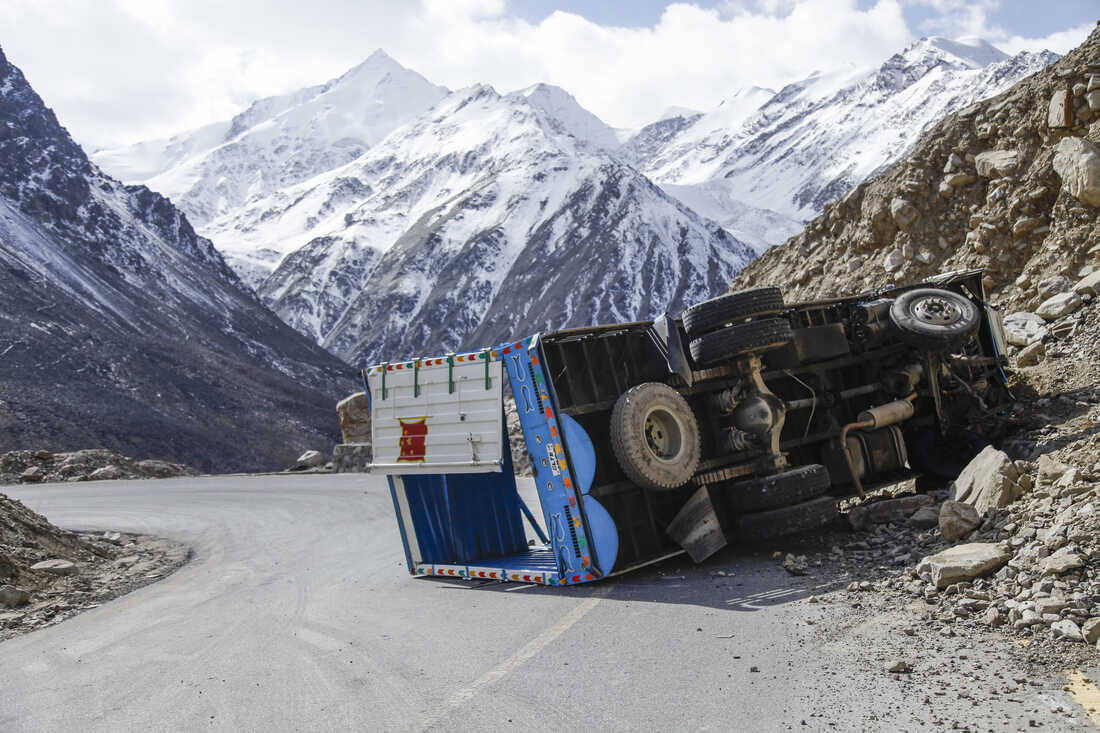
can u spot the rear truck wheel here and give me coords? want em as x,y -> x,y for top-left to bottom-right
734,495 -> 839,543
681,287 -> 785,337
688,318 -> 793,366
610,382 -> 701,491
888,288 -> 980,349
722,464 -> 831,514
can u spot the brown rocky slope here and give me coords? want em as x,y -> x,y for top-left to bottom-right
731,22 -> 1100,332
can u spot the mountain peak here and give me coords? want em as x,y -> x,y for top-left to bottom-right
912,35 -> 1009,68
507,83 -> 620,150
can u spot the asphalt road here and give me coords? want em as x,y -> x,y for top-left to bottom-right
0,474 -> 1095,732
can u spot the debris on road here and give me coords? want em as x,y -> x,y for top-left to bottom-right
1,449 -> 198,486
0,491 -> 189,641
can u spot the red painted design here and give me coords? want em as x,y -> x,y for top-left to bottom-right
397,417 -> 428,463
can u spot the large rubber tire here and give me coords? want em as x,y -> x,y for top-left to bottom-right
681,287 -> 785,337
723,464 -> 832,514
688,318 -> 793,366
734,496 -> 840,544
610,382 -> 701,491
889,288 -> 980,349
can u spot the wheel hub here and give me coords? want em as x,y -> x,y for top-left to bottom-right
912,296 -> 961,325
644,408 -> 683,461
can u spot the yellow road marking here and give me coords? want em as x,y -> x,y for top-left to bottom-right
1065,669 -> 1100,727
415,586 -> 611,732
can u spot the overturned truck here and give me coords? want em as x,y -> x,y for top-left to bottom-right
365,270 -> 1009,585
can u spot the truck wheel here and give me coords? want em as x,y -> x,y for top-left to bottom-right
889,288 -> 980,349
610,382 -> 700,491
734,496 -> 839,543
723,464 -> 831,514
681,287 -> 785,337
688,319 -> 793,366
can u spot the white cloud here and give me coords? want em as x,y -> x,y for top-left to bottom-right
997,23 -> 1094,56
0,0 -> 1089,150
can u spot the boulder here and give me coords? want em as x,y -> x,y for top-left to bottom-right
1088,90 -> 1100,111
908,505 -> 940,529
1015,341 -> 1045,367
1036,275 -> 1070,299
916,543 -> 1012,589
890,198 -> 919,230
1073,270 -> 1100,296
332,443 -> 372,473
0,584 -> 30,607
950,445 -> 1026,515
945,172 -> 975,187
1083,618 -> 1100,645
1036,291 -> 1083,321
20,466 -> 44,482
1051,619 -> 1084,642
336,392 -> 371,444
1052,136 -> 1100,207
1041,549 -> 1084,575
848,494 -> 933,530
1047,89 -> 1073,128
883,249 -> 904,272
30,559 -> 77,576
939,500 -> 981,542
294,450 -> 325,470
1003,312 -> 1047,346
88,465 -> 125,481
975,150 -> 1018,178
135,459 -> 195,478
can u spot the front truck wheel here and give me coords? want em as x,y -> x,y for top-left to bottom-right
610,382 -> 700,491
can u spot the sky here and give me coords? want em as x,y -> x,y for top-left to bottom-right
0,0 -> 1094,150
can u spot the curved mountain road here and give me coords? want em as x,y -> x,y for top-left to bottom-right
0,475 -> 1095,731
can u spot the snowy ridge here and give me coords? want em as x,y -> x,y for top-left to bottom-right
632,38 -> 1057,221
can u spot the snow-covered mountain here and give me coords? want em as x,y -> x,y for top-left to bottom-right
92,49 -> 448,274
0,46 -> 351,471
632,37 -> 1058,222
247,83 -> 753,361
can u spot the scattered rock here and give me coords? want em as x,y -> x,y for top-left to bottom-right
1047,89 -> 1073,128
975,150 -> 1018,178
1050,619 -> 1084,642
20,466 -> 44,483
29,559 -> 77,576
0,585 -> 30,607
850,494 -> 933,530
1073,270 -> 1100,296
1016,341 -> 1045,367
332,443 -> 372,473
939,500 -> 981,542
1041,550 -> 1084,576
917,543 -> 1011,589
1035,291 -> 1083,321
88,465 -> 126,481
1003,312 -> 1047,346
890,198 -> 918,230
1051,136 -> 1100,207
908,505 -> 939,529
950,446 -> 1027,515
1082,618 -> 1100,645
336,392 -> 372,444
883,248 -> 904,272
1036,275 -> 1070,300
887,659 -> 913,673
293,450 -> 325,470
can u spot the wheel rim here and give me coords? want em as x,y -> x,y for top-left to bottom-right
643,407 -> 684,462
911,296 -> 962,326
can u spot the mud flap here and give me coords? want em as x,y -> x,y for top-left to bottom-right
666,485 -> 727,563
559,414 -> 619,575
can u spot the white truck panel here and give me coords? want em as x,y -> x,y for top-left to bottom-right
367,357 -> 504,474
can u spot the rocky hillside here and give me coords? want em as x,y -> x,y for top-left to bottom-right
730,24 -> 1100,320
0,47 -> 353,472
